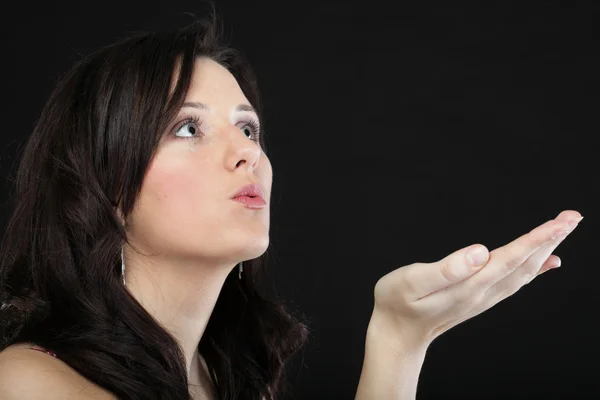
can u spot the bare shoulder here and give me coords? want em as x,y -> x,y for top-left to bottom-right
0,342 -> 117,399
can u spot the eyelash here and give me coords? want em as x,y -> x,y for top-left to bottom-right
172,115 -> 261,142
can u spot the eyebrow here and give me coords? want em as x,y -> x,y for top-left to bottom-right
181,102 -> 256,113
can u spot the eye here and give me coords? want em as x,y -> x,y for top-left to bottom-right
239,118 -> 261,143
176,122 -> 198,138
241,125 -> 253,139
173,116 -> 202,139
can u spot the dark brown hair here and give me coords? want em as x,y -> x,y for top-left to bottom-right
0,11 -> 309,400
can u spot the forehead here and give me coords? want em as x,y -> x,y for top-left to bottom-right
175,56 -> 250,111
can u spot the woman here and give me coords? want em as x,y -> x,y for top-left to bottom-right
0,13 -> 305,400
0,11 -> 583,400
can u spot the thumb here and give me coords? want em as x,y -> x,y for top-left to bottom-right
403,244 -> 489,301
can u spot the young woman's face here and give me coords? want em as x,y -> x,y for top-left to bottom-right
127,57 -> 272,265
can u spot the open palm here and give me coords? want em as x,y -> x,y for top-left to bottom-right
371,210 -> 583,347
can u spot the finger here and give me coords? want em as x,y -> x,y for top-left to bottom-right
533,255 -> 561,278
465,214 -> 582,294
401,243 -> 490,302
525,210 -> 575,280
488,215 -> 577,296
400,210 -> 579,302
470,254 -> 562,314
554,209 -> 582,222
483,225 -> 573,303
493,251 -> 561,301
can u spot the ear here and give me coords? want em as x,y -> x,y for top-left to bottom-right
115,204 -> 126,227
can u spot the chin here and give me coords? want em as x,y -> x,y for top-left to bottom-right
242,235 -> 270,259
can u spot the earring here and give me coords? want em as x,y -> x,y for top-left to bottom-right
121,248 -> 243,282
121,247 -> 126,286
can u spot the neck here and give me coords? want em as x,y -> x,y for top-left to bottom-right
122,244 -> 236,384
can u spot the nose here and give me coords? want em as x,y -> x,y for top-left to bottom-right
227,127 -> 262,172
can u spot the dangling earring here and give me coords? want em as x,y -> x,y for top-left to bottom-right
121,248 -> 244,282
121,247 -> 126,286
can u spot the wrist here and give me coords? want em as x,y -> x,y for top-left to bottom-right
366,309 -> 431,357
355,311 -> 430,400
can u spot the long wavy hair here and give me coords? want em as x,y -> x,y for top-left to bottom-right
0,12 -> 309,400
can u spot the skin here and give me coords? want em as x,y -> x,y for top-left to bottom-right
0,57 -> 584,400
0,56 -> 272,400
371,210 -> 583,347
120,56 -> 272,397
355,209 -> 583,399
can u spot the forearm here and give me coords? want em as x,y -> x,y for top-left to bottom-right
354,314 -> 429,400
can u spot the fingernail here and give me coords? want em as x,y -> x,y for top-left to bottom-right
553,257 -> 562,268
466,246 -> 488,266
568,215 -> 584,229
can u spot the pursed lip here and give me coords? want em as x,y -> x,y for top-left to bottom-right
230,183 -> 265,201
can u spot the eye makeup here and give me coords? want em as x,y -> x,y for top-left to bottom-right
171,112 -> 261,143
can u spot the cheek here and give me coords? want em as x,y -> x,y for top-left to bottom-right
138,148 -> 210,219
146,166 -> 208,212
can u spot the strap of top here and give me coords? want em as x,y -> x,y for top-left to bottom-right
29,346 -> 58,358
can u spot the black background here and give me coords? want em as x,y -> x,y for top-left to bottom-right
1,1 -> 598,399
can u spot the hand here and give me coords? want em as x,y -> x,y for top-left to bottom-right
370,210 -> 583,349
